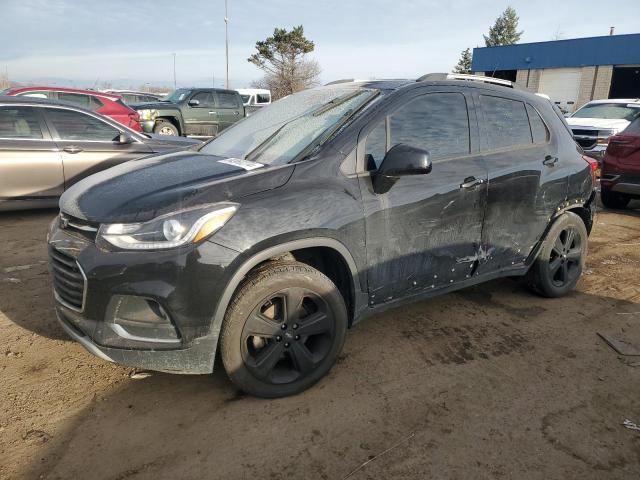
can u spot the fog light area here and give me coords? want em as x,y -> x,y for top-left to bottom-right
109,295 -> 180,343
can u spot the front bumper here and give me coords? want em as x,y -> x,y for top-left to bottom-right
56,307 -> 218,373
140,119 -> 155,133
48,218 -> 240,374
601,174 -> 640,197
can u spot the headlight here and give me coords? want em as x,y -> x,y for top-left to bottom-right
98,204 -> 238,250
137,109 -> 157,121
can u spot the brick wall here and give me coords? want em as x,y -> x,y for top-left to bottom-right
515,69 -> 542,92
574,65 -> 613,109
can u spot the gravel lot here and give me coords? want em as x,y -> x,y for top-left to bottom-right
2,205 -> 640,479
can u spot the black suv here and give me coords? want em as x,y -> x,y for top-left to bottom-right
48,75 -> 596,397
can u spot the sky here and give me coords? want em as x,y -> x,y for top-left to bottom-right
2,0 -> 640,90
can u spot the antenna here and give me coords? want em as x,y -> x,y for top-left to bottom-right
224,0 -> 229,89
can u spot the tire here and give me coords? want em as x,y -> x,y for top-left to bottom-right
601,188 -> 630,209
526,212 -> 588,298
220,261 -> 347,398
153,119 -> 179,136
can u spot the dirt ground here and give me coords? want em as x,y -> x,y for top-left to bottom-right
1,203 -> 640,480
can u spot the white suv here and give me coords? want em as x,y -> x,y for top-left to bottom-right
567,99 -> 640,162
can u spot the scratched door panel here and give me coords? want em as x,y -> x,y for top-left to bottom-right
357,90 -> 488,305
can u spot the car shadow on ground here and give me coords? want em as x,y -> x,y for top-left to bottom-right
0,209 -> 66,340
17,279 -> 640,480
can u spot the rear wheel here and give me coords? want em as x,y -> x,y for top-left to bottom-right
220,262 -> 347,398
527,212 -> 587,298
153,119 -> 179,136
601,188 -> 630,209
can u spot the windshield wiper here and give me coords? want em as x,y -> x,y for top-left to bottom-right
311,90 -> 366,117
244,121 -> 292,162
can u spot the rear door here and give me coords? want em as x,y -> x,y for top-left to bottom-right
183,91 -> 218,136
42,107 -> 151,189
357,88 -> 488,303
215,91 -> 243,131
0,105 -> 64,202
475,92 -> 567,274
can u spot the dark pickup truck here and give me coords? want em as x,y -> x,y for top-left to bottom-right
132,88 -> 245,137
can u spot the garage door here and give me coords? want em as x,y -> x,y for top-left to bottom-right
538,68 -> 582,113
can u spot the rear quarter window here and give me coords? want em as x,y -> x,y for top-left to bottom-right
526,104 -> 549,143
480,95 -> 532,150
217,92 -> 241,108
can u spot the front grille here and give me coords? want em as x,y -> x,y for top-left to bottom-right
576,137 -> 597,150
49,247 -> 86,311
59,213 -> 98,242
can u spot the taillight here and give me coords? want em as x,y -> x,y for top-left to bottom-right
582,155 -> 598,184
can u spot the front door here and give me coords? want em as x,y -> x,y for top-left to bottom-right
42,107 -> 151,189
184,91 -> 218,137
357,89 -> 488,305
0,105 -> 64,202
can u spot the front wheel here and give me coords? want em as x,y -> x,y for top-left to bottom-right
527,212 -> 588,298
220,262 -> 347,398
153,119 -> 179,136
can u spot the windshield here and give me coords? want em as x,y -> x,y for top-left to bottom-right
162,89 -> 192,103
572,103 -> 640,121
200,85 -> 378,165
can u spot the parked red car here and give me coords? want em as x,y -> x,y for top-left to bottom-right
601,117 -> 640,209
3,86 -> 142,132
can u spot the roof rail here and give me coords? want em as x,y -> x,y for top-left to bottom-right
416,73 -> 523,90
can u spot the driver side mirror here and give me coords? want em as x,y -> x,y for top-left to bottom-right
372,143 -> 432,194
188,99 -> 200,107
118,132 -> 134,144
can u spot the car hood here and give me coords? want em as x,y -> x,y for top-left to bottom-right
566,117 -> 630,132
130,101 -> 179,110
59,151 -> 294,224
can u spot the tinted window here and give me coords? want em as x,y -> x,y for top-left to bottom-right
526,104 -> 549,143
365,120 -> 387,169
89,96 -> 104,111
190,91 -> 215,107
480,95 -> 532,149
0,107 -> 43,139
256,93 -> 270,104
389,93 -> 470,161
57,92 -> 92,109
217,92 -> 239,108
46,109 -> 120,141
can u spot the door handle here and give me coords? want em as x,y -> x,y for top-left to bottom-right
63,146 -> 83,154
234,111 -> 240,115
543,155 -> 558,166
208,111 -> 217,115
460,176 -> 485,189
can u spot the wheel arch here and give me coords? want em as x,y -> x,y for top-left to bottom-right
155,115 -> 182,135
210,237 -> 365,344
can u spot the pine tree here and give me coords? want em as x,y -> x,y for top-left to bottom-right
483,7 -> 523,47
453,48 -> 473,74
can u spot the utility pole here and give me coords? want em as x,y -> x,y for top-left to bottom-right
224,0 -> 229,89
173,53 -> 177,89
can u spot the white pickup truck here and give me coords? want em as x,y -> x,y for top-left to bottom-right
567,99 -> 640,162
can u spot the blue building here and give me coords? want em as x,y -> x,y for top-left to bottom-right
472,33 -> 640,112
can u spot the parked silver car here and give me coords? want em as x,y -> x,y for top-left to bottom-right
0,96 -> 200,211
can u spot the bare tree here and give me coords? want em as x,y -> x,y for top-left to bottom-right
0,68 -> 11,90
248,26 -> 321,99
